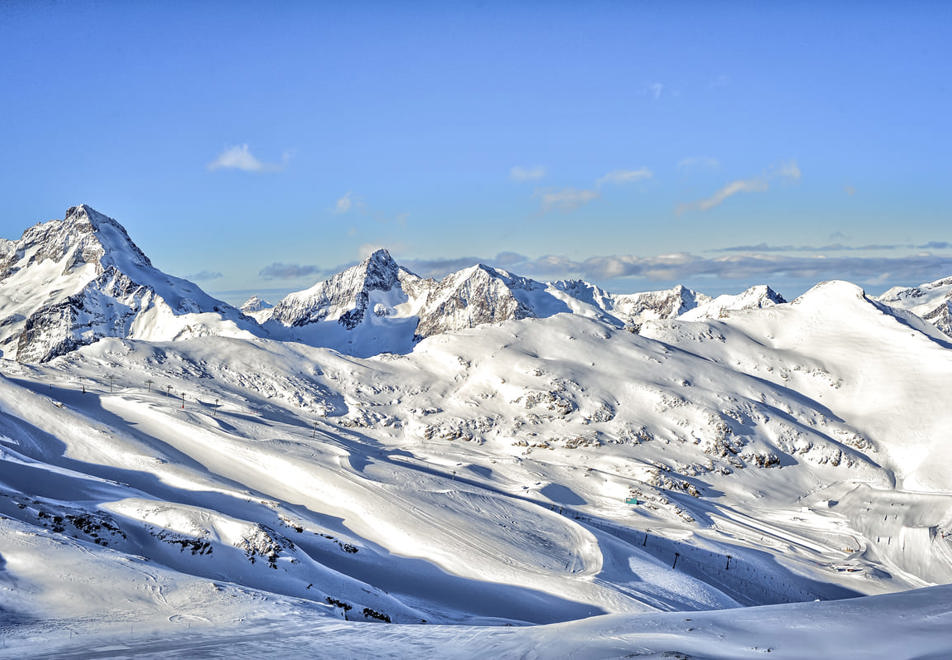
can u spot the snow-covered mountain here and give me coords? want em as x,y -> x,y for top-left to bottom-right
240,295 -> 274,323
3,206 -> 952,656
679,284 -> 785,321
0,209 -> 715,363
262,250 -> 580,355
262,250 -> 715,356
877,275 -> 952,337
3,268 -> 952,653
0,205 -> 256,362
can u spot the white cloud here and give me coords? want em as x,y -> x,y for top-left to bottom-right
259,262 -> 320,280
403,250 -> 952,288
185,270 -> 223,281
207,144 -> 289,172
335,192 -> 355,214
510,165 -> 547,182
597,168 -> 653,186
647,82 -> 664,100
535,187 -> 599,212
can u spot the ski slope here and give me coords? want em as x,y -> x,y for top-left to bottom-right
1,207 -> 951,656
1,288 -> 951,655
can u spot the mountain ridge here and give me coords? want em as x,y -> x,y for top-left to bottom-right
4,205 -> 952,363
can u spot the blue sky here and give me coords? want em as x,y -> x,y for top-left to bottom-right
1,1 -> 950,303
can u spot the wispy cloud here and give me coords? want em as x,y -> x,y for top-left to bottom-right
185,270 -> 223,281
338,248 -> 952,290
774,160 -> 801,181
510,165 -> 547,182
647,82 -> 664,100
258,262 -> 321,280
677,159 -> 800,214
596,168 -> 653,186
678,156 -> 720,171
677,178 -> 768,214
207,144 -> 290,172
535,187 -> 599,212
568,253 -> 952,286
714,240 -> 952,253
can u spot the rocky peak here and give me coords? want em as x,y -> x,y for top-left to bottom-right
268,249 -> 411,329
240,296 -> 274,313
5,204 -> 152,278
0,205 -> 254,362
413,264 -> 538,339
356,249 -> 401,292
612,285 -> 711,327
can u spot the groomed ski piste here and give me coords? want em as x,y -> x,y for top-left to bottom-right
1,207 -> 952,658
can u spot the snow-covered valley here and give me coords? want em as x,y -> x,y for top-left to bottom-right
1,207 -> 951,657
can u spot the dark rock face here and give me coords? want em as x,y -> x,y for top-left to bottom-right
923,299 -> 952,337
15,267 -> 145,363
16,299 -> 84,364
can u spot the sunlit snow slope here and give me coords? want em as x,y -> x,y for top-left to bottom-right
1,207 -> 951,657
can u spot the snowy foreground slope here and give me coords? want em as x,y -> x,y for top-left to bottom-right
1,207 -> 952,657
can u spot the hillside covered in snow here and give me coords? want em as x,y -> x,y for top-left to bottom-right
1,206 -> 951,657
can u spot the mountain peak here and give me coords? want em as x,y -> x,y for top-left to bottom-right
356,248 -> 402,280
362,248 -> 395,265
1,206 -> 254,362
59,203 -> 152,270
65,203 -> 113,227
7,204 -> 152,277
